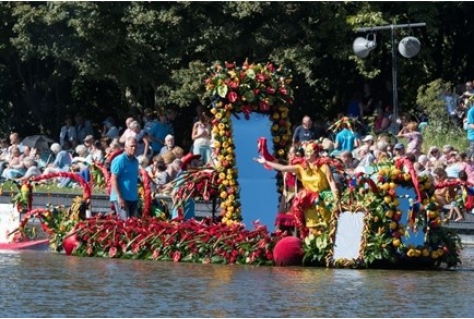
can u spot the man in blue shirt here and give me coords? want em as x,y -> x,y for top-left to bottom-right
331,123 -> 360,157
149,113 -> 174,155
110,136 -> 139,220
466,102 -> 474,159
292,115 -> 317,145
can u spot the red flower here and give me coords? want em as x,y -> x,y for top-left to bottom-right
152,249 -> 160,260
109,247 -> 117,258
267,63 -> 275,73
266,87 -> 276,95
132,243 -> 140,254
259,100 -> 270,112
173,251 -> 181,262
228,91 -> 238,103
279,87 -> 287,96
228,81 -> 239,89
256,74 -> 265,82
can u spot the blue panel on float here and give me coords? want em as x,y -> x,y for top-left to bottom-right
396,186 -> 425,246
232,114 -> 279,230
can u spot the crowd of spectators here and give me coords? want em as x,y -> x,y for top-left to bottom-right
2,79 -> 474,222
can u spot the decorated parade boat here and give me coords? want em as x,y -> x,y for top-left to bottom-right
0,60 -> 464,269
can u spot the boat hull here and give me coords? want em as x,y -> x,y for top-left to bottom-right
0,239 -> 49,251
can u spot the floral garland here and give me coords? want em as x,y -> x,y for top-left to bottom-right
301,162 -> 462,269
205,60 -> 293,225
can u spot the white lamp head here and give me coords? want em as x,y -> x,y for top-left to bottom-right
398,36 -> 421,58
353,33 -> 377,58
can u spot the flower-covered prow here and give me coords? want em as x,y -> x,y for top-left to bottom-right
203,60 -> 294,225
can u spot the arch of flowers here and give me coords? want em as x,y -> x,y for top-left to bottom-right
203,60 -> 294,225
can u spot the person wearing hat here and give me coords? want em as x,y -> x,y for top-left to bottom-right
392,143 -> 405,160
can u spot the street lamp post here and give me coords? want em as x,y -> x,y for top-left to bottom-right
354,22 -> 426,133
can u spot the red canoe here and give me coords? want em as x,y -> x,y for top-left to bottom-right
0,239 -> 49,251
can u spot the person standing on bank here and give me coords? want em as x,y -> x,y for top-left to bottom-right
292,115 -> 317,146
466,98 -> 474,159
110,136 -> 140,220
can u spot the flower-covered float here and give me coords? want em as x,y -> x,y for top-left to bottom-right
2,60 -> 464,269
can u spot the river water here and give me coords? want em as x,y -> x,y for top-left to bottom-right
1,246 -> 474,318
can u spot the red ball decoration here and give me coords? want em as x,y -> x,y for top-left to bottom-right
62,233 -> 80,256
273,236 -> 304,266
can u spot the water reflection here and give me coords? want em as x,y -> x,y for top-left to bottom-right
0,248 -> 473,317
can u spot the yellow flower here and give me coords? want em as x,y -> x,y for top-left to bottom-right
273,136 -> 281,143
272,113 -> 280,120
226,174 -> 233,180
272,124 -> 279,132
225,155 -> 233,161
218,172 -> 226,180
212,126 -> 219,134
215,112 -> 223,120
210,108 -> 217,115
219,130 -> 226,136
218,123 -> 225,130
220,191 -> 228,199
277,149 -> 285,157
226,147 -> 233,154
222,141 -> 229,149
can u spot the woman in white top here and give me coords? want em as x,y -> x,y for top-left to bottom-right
191,111 -> 212,165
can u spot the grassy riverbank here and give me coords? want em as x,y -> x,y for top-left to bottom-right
0,181 -> 107,196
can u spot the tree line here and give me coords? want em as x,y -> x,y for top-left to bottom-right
1,1 -> 473,143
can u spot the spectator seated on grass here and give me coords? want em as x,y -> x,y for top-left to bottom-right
16,157 -> 41,181
43,143 -> 72,187
1,145 -> 25,181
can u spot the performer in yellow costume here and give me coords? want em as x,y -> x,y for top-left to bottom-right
255,141 -> 341,237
